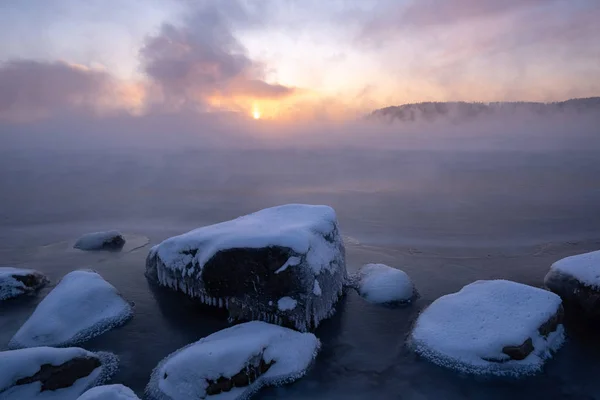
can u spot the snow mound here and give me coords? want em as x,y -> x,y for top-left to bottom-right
146,204 -> 346,331
9,270 -> 133,349
74,231 -> 126,251
146,321 -> 320,400
0,347 -> 118,400
78,384 -> 140,400
409,280 -> 565,376
351,263 -> 416,304
0,267 -> 49,301
546,250 -> 600,289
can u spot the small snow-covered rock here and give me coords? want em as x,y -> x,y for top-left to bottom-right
146,204 -> 347,331
0,346 -> 118,400
74,231 -> 126,251
351,263 -> 417,304
78,384 -> 140,400
545,250 -> 600,320
9,270 -> 133,349
409,280 -> 565,376
145,321 -> 320,400
0,267 -> 49,301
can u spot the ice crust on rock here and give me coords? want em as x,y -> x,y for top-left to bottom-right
77,384 -> 140,400
146,204 -> 346,331
0,267 -> 49,301
145,321 -> 320,400
74,231 -> 126,251
9,270 -> 133,349
0,347 -> 118,400
352,263 -> 416,304
409,280 -> 565,376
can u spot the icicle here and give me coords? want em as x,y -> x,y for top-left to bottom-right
218,298 -> 223,308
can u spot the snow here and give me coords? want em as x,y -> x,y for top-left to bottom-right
74,231 -> 124,250
409,280 -> 565,376
0,267 -> 48,301
151,204 -> 338,276
354,264 -> 416,304
277,297 -> 297,311
77,385 -> 140,400
547,250 -> 600,289
145,321 -> 320,400
275,256 -> 301,274
9,270 -> 133,349
0,347 -> 118,400
312,280 -> 321,296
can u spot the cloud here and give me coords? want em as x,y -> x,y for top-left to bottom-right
0,60 -> 144,122
140,4 -> 295,112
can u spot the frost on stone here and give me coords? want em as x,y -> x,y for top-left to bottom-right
74,231 -> 126,251
277,297 -> 297,311
145,321 -> 320,400
544,250 -> 600,320
145,204 -> 347,331
409,280 -> 565,376
350,263 -> 417,304
0,346 -> 118,400
0,267 -> 49,301
9,270 -> 133,349
77,384 -> 140,400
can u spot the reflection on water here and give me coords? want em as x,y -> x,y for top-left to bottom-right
2,148 -> 600,399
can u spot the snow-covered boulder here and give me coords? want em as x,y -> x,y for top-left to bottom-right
350,263 -> 417,304
0,347 -> 118,400
78,384 -> 140,400
545,250 -> 600,320
145,321 -> 320,400
409,280 -> 565,376
74,231 -> 126,251
146,204 -> 346,332
9,270 -> 133,349
0,267 -> 49,301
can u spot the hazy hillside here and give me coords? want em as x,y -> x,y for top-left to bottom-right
369,97 -> 600,123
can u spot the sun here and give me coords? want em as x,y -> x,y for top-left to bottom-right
252,108 -> 261,120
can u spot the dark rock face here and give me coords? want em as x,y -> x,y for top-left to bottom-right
545,270 -> 600,321
205,357 -> 274,396
502,338 -> 534,361
15,356 -> 101,392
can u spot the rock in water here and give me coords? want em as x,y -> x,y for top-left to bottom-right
0,267 -> 49,301
350,263 -> 417,304
9,270 -> 133,349
409,280 -> 565,376
0,347 -> 118,400
74,231 -> 126,251
145,321 -> 320,400
544,250 -> 600,320
77,384 -> 140,400
146,204 -> 346,331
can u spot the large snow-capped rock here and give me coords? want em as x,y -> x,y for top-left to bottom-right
409,280 -> 565,376
0,347 -> 118,400
145,321 -> 320,400
0,267 -> 49,301
74,231 -> 126,251
350,263 -> 417,304
78,384 -> 140,400
9,270 -> 133,349
544,250 -> 600,320
146,204 -> 347,332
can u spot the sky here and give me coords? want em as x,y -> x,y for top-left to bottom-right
0,0 -> 599,124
